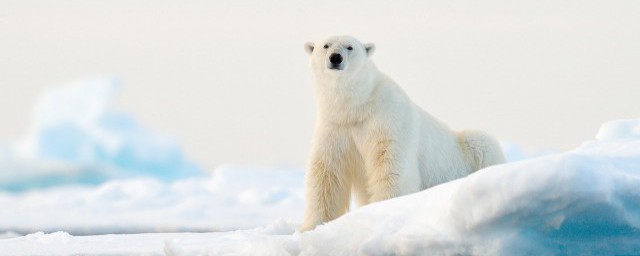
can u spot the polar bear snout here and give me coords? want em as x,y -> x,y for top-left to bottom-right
329,53 -> 343,65
329,53 -> 344,70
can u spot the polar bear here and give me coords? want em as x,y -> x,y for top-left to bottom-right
301,36 -> 506,231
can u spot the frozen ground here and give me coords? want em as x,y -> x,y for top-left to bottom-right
1,119 -> 639,255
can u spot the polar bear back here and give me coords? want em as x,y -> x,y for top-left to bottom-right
354,74 -> 477,191
413,109 -> 476,188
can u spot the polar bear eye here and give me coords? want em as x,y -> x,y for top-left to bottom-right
347,46 -> 353,51
323,44 -> 329,49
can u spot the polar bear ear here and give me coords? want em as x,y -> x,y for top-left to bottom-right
364,43 -> 376,57
304,42 -> 315,55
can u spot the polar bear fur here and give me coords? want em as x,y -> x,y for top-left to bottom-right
301,36 -> 506,231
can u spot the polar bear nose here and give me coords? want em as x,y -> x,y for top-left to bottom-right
329,53 -> 343,65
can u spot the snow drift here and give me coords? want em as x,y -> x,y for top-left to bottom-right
2,119 -> 639,255
173,119 -> 640,255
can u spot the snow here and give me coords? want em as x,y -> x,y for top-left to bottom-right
0,78 -> 202,191
297,140 -> 640,255
0,231 -> 20,239
0,221 -> 298,256
596,118 -> 640,142
499,141 -> 555,162
2,80 -> 639,254
1,231 -> 207,255
2,119 -> 640,255
0,165 -> 304,235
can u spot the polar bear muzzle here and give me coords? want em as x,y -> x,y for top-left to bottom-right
329,53 -> 344,70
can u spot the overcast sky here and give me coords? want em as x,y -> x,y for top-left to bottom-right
1,0 -> 639,170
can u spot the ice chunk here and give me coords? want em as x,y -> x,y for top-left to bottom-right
596,118 -> 640,141
500,141 -> 527,162
500,141 -> 556,162
1,78 -> 202,191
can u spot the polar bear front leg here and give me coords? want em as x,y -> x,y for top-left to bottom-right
301,132 -> 353,231
366,139 -> 402,202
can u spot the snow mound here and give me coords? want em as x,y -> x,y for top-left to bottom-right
168,122 -> 640,255
298,141 -> 640,255
596,118 -> 640,141
0,78 -> 202,191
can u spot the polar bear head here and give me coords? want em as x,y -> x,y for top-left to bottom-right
304,36 -> 375,78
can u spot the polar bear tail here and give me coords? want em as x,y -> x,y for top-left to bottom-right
457,130 -> 506,172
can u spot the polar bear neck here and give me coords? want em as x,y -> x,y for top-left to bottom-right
314,62 -> 382,125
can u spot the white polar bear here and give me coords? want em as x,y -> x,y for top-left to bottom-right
301,36 -> 506,231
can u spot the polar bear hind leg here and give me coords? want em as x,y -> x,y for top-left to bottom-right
458,130 -> 506,171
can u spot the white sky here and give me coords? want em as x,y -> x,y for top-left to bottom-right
1,0 -> 639,170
